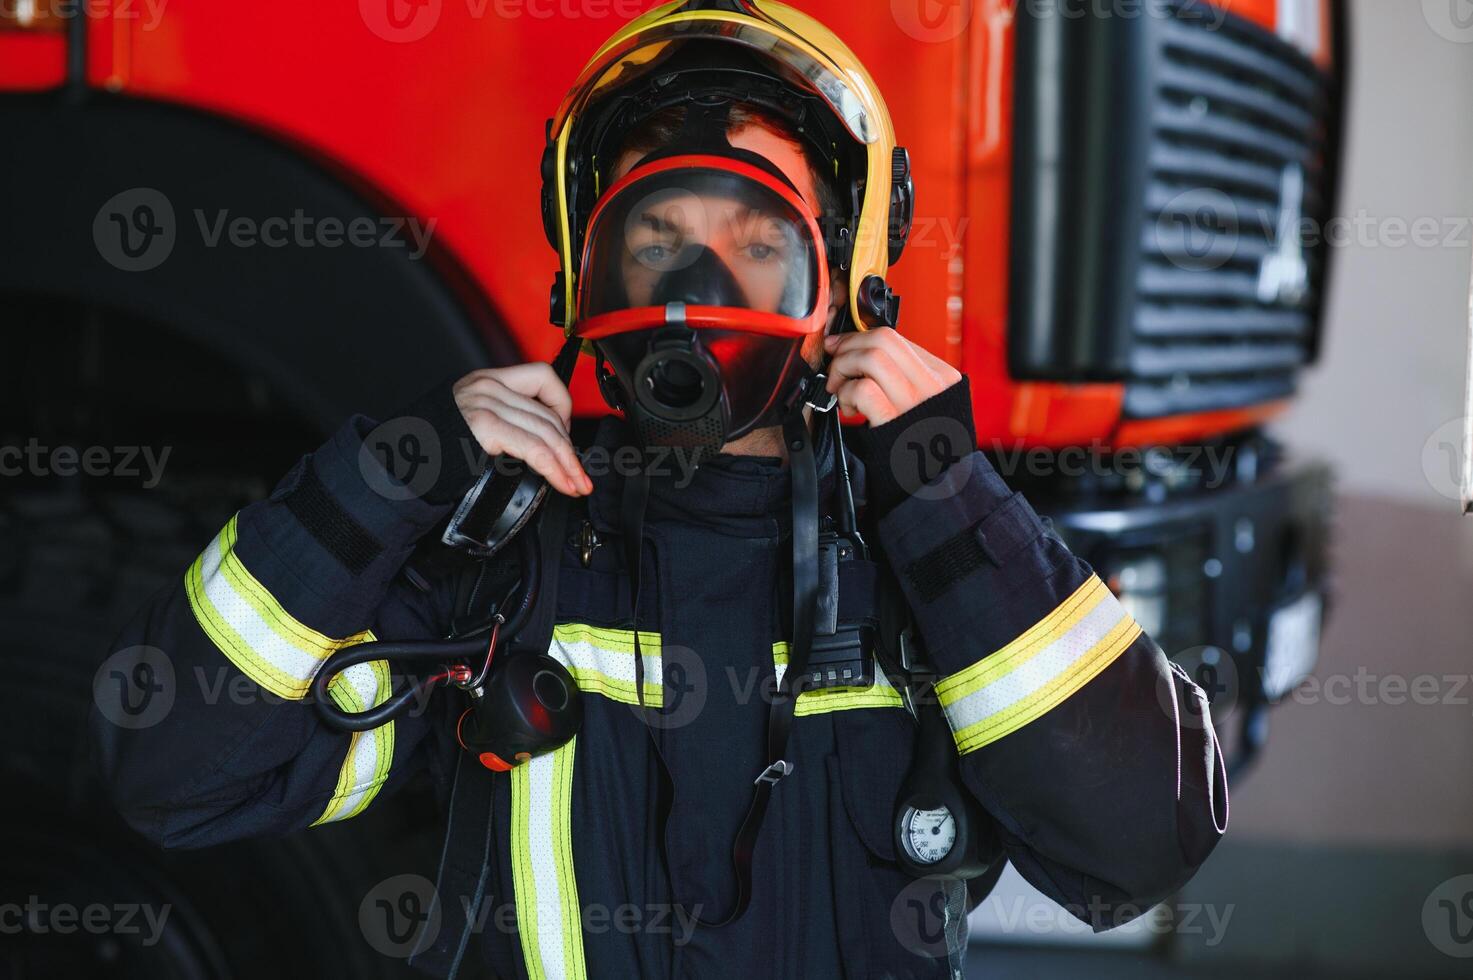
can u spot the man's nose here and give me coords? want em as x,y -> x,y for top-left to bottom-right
650,245 -> 748,308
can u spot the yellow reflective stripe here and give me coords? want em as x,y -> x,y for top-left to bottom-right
555,739 -> 586,979
936,575 -> 1143,754
772,642 -> 906,715
313,659 -> 395,825
935,576 -> 1107,704
512,737 -> 586,980
184,515 -> 373,699
545,627 -> 906,714
550,623 -> 662,708
794,683 -> 904,716
552,622 -> 662,654
510,765 -> 539,979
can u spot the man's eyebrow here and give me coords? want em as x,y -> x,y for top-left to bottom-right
635,211 -> 686,235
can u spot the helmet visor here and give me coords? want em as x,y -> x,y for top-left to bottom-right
575,158 -> 825,337
553,18 -> 880,146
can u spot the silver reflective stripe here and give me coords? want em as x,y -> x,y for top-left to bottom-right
185,514 -> 373,700
512,737 -> 586,980
548,624 -> 663,707
936,576 -> 1142,754
313,660 -> 395,825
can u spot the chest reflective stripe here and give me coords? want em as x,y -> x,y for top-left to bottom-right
545,624 -> 906,715
511,735 -> 586,980
773,642 -> 906,715
511,627 -> 906,979
548,623 -> 664,708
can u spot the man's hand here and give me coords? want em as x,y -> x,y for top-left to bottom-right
822,328 -> 962,425
452,365 -> 593,497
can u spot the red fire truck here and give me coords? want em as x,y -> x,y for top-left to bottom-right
0,0 -> 1344,974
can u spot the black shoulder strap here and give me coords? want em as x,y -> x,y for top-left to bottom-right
680,400 -> 821,928
508,489 -> 574,655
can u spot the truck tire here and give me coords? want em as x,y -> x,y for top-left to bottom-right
0,300 -> 484,979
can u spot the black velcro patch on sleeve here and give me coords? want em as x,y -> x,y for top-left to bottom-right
903,525 -> 989,605
284,463 -> 383,576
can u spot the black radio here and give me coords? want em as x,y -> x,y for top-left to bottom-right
801,520 -> 879,691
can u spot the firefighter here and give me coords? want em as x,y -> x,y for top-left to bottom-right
90,3 -> 1227,978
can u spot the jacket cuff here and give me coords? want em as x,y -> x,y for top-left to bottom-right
876,448 -> 1075,675
390,376 -> 482,506
859,376 -> 977,520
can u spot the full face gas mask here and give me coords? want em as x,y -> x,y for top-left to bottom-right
540,18 -> 914,460
575,131 -> 830,458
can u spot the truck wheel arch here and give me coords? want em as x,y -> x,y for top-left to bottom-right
0,92 -> 514,430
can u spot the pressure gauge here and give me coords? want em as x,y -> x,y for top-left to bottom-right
898,805 -> 957,867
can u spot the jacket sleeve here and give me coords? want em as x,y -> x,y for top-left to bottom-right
90,387 -> 477,850
865,382 -> 1229,931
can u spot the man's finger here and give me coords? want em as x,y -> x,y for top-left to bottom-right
486,362 -> 574,428
462,401 -> 588,496
491,386 -> 572,441
825,347 -> 918,411
487,420 -> 587,497
825,328 -> 955,393
832,377 -> 897,425
491,400 -> 590,491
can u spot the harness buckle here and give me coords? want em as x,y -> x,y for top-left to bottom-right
754,760 -> 794,786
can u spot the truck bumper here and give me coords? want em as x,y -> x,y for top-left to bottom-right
1039,450 -> 1333,776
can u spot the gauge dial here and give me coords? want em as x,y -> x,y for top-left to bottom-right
900,805 -> 956,866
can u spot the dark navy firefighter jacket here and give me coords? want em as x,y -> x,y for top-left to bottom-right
91,376 -> 1228,979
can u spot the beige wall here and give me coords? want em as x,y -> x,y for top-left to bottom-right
1235,0 -> 1473,850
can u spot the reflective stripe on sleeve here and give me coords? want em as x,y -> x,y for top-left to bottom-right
312,659 -> 395,825
935,575 -> 1142,754
511,736 -> 586,980
184,514 -> 374,700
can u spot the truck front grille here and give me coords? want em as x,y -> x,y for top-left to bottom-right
1132,5 -> 1333,418
1008,1 -> 1341,420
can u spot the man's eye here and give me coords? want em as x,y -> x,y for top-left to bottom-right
636,244 -> 671,263
744,243 -> 777,261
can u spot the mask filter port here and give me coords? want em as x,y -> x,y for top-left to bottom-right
634,327 -> 722,422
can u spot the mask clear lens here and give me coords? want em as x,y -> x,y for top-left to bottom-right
579,166 -> 819,325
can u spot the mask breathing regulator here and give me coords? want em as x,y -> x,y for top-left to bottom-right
311,0 -> 995,934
